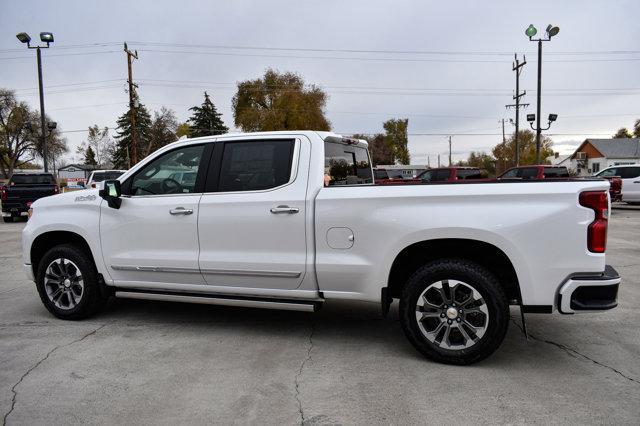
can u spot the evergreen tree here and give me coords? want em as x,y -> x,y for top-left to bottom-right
84,146 -> 97,165
188,92 -> 228,137
112,94 -> 152,168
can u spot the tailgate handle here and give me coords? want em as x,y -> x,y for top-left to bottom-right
270,205 -> 299,214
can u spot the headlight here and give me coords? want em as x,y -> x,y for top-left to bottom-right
28,208 -> 33,219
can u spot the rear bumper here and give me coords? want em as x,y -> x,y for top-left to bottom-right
2,202 -> 29,215
558,265 -> 620,314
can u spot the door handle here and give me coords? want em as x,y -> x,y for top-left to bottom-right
634,181 -> 640,183
170,207 -> 193,215
270,205 -> 299,214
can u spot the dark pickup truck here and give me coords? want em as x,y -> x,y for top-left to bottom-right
1,173 -> 59,222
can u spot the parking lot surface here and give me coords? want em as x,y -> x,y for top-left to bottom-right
1,209 -> 639,425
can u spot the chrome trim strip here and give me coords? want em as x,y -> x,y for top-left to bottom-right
201,269 -> 302,278
110,265 -> 301,278
115,291 -> 316,312
111,265 -> 201,274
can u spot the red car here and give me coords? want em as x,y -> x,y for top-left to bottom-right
374,168 -> 421,185
418,167 -> 485,182
498,165 -> 570,180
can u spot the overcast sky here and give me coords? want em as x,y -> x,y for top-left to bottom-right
1,0 -> 639,165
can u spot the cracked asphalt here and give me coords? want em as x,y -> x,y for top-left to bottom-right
1,208 -> 639,425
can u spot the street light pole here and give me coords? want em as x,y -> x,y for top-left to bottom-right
535,39 -> 542,164
525,24 -> 559,164
36,47 -> 48,172
16,32 -> 54,172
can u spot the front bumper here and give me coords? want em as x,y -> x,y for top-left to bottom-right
558,265 -> 620,314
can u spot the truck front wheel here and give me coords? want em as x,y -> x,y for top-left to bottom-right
35,244 -> 108,320
399,259 -> 509,365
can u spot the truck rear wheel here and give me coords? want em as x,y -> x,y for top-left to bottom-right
399,259 -> 509,365
35,244 -> 107,320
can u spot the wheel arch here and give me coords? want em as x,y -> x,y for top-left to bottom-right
30,231 -> 96,278
387,238 -> 522,304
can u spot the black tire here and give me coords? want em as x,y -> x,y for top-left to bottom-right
399,259 -> 509,365
35,244 -> 108,320
3,217 -> 13,223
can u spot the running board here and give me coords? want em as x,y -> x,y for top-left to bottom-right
115,290 -> 319,312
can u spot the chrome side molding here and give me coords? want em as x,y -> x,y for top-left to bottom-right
111,265 -> 201,274
115,291 -> 317,312
111,265 -> 301,278
201,268 -> 301,278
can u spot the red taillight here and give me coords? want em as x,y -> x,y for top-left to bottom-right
54,185 -> 60,194
0,186 -> 6,201
579,191 -> 608,253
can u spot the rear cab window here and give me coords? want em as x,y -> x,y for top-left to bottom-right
324,141 -> 373,186
9,174 -> 55,185
543,167 -> 569,178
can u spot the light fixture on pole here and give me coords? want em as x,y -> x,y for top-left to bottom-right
525,24 -> 559,164
16,31 -> 54,172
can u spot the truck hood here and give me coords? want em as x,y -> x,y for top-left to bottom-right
32,189 -> 102,209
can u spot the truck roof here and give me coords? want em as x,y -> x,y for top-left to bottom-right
167,131 -> 369,149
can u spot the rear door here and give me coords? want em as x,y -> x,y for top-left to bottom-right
197,137 -> 309,290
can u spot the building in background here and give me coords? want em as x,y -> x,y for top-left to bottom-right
568,138 -> 640,176
57,164 -> 101,187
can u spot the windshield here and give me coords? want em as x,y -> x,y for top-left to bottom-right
9,174 -> 56,185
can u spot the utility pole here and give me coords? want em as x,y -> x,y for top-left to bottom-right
506,54 -> 528,166
438,154 -> 441,168
501,119 -> 506,143
124,42 -> 139,166
448,136 -> 452,166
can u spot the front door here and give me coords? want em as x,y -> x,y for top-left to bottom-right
100,143 -> 209,286
620,166 -> 640,202
198,137 -> 308,290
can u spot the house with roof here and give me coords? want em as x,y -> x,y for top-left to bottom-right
568,138 -> 640,176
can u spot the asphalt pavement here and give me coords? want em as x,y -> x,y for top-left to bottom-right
1,209 -> 639,425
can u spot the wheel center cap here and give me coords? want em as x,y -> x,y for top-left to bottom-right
446,307 -> 458,320
63,279 -> 71,288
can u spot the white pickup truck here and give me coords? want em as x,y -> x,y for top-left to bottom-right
22,131 -> 621,364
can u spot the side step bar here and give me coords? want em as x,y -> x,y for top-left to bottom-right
115,290 -> 319,312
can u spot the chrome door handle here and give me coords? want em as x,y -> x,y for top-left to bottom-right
170,207 -> 193,215
270,205 -> 299,214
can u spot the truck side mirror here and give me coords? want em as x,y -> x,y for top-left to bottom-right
99,180 -> 122,209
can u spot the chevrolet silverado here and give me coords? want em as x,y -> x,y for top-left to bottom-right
22,131 -> 621,364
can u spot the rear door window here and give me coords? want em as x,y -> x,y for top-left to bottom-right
325,142 -> 373,186
519,168 -> 538,179
457,169 -> 482,180
501,168 -> 519,178
433,169 -> 451,181
619,167 -> 640,179
219,140 -> 295,192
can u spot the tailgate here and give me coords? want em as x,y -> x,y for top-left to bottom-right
6,185 -> 56,201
